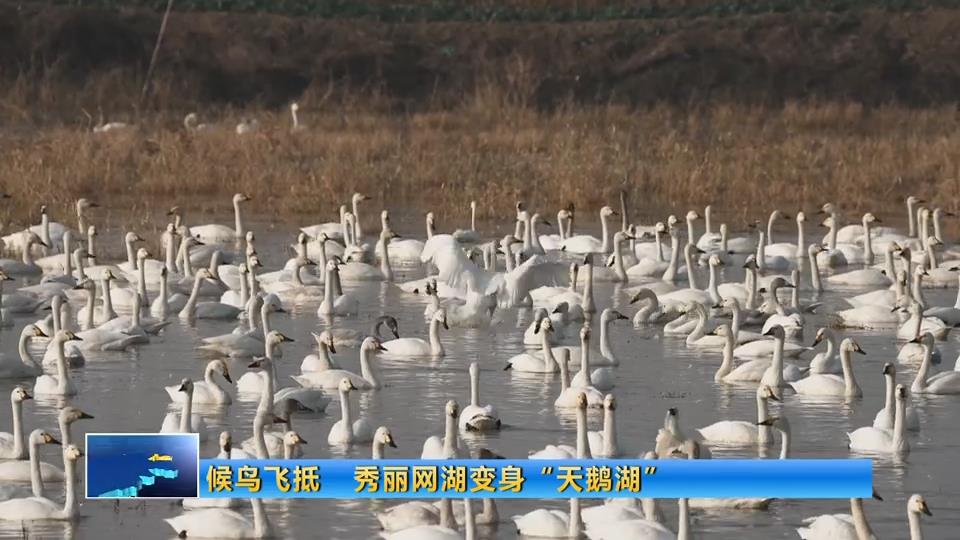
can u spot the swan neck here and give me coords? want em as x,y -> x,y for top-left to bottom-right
442,411 -> 457,457
379,237 -> 393,281
708,261 -> 720,301
756,392 -> 771,445
893,394 -> 906,450
654,231 -> 664,262
600,317 -> 614,361
84,288 -> 95,329
372,439 -> 384,460
907,199 -> 917,237
251,497 -> 271,538
30,435 -> 44,497
181,275 -> 203,317
360,347 -> 380,387
233,198 -> 244,238
603,404 -> 617,456
715,333 -> 734,382
828,213 -> 838,249
614,241 -> 626,281
908,508 -> 924,540
164,231 -> 177,273
559,356 -> 570,389
580,333 -> 590,373
766,213 -> 776,245
568,498 -> 583,537
125,237 -> 136,267
9,398 -> 27,461
912,343 -> 932,392
581,264 -> 595,313
850,498 -> 874,540
470,368 -> 480,406
340,388 -> 354,442
863,218 -> 874,265
685,247 -> 700,290
179,387 -> 193,433
600,213 -> 611,254
796,220 -> 805,258
686,219 -> 695,248
575,404 -> 591,458
663,234 -> 680,282
779,429 -> 790,459
840,348 -> 858,396
56,338 -> 70,393
63,452 -> 78,518
677,499 -> 690,540
252,413 -> 270,458
429,318 -> 443,356
19,328 -> 40,370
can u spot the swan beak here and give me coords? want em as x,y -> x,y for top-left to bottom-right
79,411 -> 94,419
49,436 -> 62,446
272,415 -> 287,425
616,313 -> 629,321
855,345 -> 867,355
391,328 -> 400,339
178,383 -> 188,392
908,336 -> 921,344
222,370 -> 233,383
70,335 -> 83,342
442,319 -> 449,330
22,390 -> 33,401
874,217 -> 883,223
298,436 -> 308,445
872,489 -> 883,501
248,359 -> 264,369
763,328 -> 776,337
756,418 -> 774,426
387,437 -> 397,449
328,342 -> 337,354
812,334 -> 823,346
768,393 -> 782,403
376,342 -> 387,352
921,501 -> 932,516
629,293 -> 642,304
542,220 -> 552,227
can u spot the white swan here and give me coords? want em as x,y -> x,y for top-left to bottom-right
327,378 -> 374,445
789,338 -> 864,397
293,336 -> 384,390
165,495 -> 272,538
421,400 -> 462,459
166,359 -> 233,405
452,200 -> 481,244
796,493 -> 882,540
514,498 -> 584,538
0,232 -> 48,275
897,301 -> 949,341
569,325 -> 614,391
553,348 -> 604,408
317,260 -> 359,316
561,205 -> 618,254
809,327 -> 841,375
190,193 -> 250,244
533,391 -> 592,459
382,309 -> 447,357
159,378 -> 209,442
235,331 -> 294,395
697,385 -> 780,444
0,325 -> 44,379
684,303 -> 726,349
848,384 -> 910,454
34,331 -> 80,396
460,362 -> 500,431
0,386 -> 32,459
0,429 -> 64,485
179,268 -> 242,320
904,494 -> 933,540
873,363 -> 920,431
0,443 -> 82,521
588,394 -> 620,457
199,294 -> 284,357
910,333 -> 960,394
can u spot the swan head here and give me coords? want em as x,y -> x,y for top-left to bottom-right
469,361 -> 479,377
926,235 -> 944,248
818,202 -> 835,215
603,309 -> 629,323
742,254 -> 759,270
125,232 -> 144,244
433,309 -> 449,330
908,494 -> 932,517
907,195 -> 924,205
56,330 -> 82,342
290,102 -> 299,112
353,192 -> 371,204
136,247 -> 151,260
375,426 -> 397,448
59,406 -> 94,424
613,231 -> 633,244
863,213 -> 880,224
713,323 -> 732,337
628,288 -> 655,305
768,276 -> 794,290
811,327 -> 832,347
209,359 -> 232,383
886,242 -> 902,254
796,211 -> 806,223
841,338 -> 866,355
249,254 -> 264,269
233,193 -> 251,204
72,278 -> 95,292
895,384 -> 908,402
312,331 -> 337,354
195,268 -> 215,282
600,206 -> 617,218
445,399 -> 460,418
537,317 -> 555,334
756,415 -> 790,434
362,337 -> 387,352
882,363 -> 896,376
576,392 -> 588,410
64,444 -> 83,462
654,221 -> 666,234
27,324 -> 47,339
177,378 -> 193,394
908,332 -> 935,348
283,431 -> 307,447
267,331 -> 295,346
579,325 -> 591,343
76,198 -> 99,211
709,254 -> 724,267
31,429 -> 61,447
762,325 -> 785,340
219,431 -> 232,452
820,216 -> 837,229
758,385 -> 780,402
11,386 -> 32,403
603,394 -> 616,410
685,210 -> 700,221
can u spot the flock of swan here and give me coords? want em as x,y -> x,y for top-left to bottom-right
0,189 -> 954,540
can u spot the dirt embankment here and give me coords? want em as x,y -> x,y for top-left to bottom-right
3,1 -> 960,114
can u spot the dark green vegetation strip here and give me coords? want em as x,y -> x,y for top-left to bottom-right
34,0 -> 960,21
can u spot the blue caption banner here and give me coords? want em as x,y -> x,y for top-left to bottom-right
197,459 -> 872,499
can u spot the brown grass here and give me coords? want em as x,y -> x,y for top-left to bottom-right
1,94 -> 959,237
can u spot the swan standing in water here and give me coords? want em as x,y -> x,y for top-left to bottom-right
327,378 -> 374,445
0,430 -> 64,486
789,338 -> 864,397
588,394 -> 620,457
796,491 -> 883,540
190,193 -> 251,244
293,336 -> 385,390
459,362 -> 500,431
0,386 -> 32,459
696,385 -> 780,444
421,400 -> 462,459
166,359 -> 233,405
909,333 -> 960,394
873,363 -> 920,431
848,384 -> 910,455
34,330 -> 81,396
382,309 -> 448,357
0,444 -> 82,522
0,325 -> 45,378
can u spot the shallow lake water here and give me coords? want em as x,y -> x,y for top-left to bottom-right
0,214 -> 957,539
